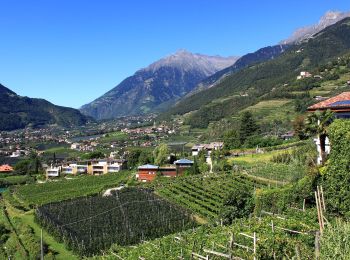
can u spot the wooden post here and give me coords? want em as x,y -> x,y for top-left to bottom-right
320,186 -> 326,212
253,232 -> 257,260
271,220 -> 274,232
317,187 -> 324,231
315,191 -> 322,233
303,199 -> 306,212
40,228 -> 44,260
315,231 -> 320,260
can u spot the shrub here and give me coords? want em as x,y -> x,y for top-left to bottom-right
320,220 -> 350,259
321,120 -> 350,217
220,188 -> 254,224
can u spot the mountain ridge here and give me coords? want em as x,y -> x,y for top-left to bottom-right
80,50 -> 238,120
0,84 -> 90,131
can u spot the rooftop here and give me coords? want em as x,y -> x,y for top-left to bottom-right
138,164 -> 159,169
174,159 -> 194,164
308,92 -> 350,111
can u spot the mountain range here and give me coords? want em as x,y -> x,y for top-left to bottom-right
81,10 -> 350,120
163,16 -> 350,128
80,50 -> 238,120
0,84 -> 89,131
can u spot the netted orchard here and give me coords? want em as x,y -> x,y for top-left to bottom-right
35,188 -> 196,256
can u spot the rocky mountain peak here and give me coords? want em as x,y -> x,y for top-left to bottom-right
281,10 -> 350,44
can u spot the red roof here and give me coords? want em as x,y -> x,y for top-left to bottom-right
0,164 -> 13,172
308,92 -> 350,111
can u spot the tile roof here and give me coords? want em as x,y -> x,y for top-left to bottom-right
308,92 -> 350,110
0,164 -> 14,172
174,159 -> 194,164
138,164 -> 159,169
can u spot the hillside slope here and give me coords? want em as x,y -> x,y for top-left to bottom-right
0,84 -> 89,131
187,44 -> 290,96
80,50 -> 238,120
162,17 -> 350,128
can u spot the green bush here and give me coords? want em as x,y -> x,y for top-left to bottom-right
255,175 -> 316,214
321,120 -> 350,217
320,220 -> 350,259
220,188 -> 254,224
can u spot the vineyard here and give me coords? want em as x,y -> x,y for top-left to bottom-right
14,170 -> 130,207
36,188 -> 196,256
147,174 -> 270,221
99,209 -> 319,259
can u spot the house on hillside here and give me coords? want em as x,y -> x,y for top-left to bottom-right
191,142 -> 224,156
174,159 -> 194,175
46,159 -> 127,178
136,158 -> 194,182
0,164 -> 13,173
297,71 -> 312,80
307,91 -> 350,164
137,164 -> 159,182
46,166 -> 61,177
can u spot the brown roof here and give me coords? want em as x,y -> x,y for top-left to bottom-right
308,92 -> 350,111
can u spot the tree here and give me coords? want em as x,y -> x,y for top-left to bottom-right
293,115 -> 307,140
305,110 -> 334,164
14,151 -> 42,175
239,111 -> 259,144
126,149 -> 142,169
82,151 -> 105,160
153,143 -> 170,166
223,130 -> 240,149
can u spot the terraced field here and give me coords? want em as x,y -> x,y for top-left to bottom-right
148,174 -> 268,220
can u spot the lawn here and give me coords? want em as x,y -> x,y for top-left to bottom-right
14,170 -> 132,207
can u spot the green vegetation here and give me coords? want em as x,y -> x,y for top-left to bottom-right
321,120 -> 350,217
99,209 -> 318,259
162,18 -> 350,129
320,220 -> 350,259
148,174 -> 268,221
14,171 -> 131,207
0,84 -> 89,131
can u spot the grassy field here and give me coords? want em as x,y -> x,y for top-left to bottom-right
99,131 -> 128,143
14,170 -> 132,207
227,149 -> 289,165
241,99 -> 296,124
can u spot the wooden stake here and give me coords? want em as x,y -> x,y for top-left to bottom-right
315,191 -> 322,233
315,231 -> 320,260
320,186 -> 326,212
303,199 -> 306,212
40,228 -> 44,260
253,232 -> 257,260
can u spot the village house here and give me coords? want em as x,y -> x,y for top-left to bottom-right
191,142 -> 224,156
46,166 -> 61,177
0,164 -> 13,173
136,159 -> 194,182
308,91 -> 350,164
297,71 -> 312,80
70,143 -> 81,150
46,159 -> 127,178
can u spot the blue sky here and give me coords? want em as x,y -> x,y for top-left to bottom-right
0,0 -> 349,108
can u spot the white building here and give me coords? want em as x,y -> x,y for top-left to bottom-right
46,166 -> 61,177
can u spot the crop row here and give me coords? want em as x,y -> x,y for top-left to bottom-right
155,174 -> 265,220
99,209 -> 319,260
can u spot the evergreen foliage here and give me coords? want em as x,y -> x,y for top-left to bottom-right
321,120 -> 350,217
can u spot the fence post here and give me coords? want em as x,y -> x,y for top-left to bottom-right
315,231 -> 320,260
253,232 -> 257,260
